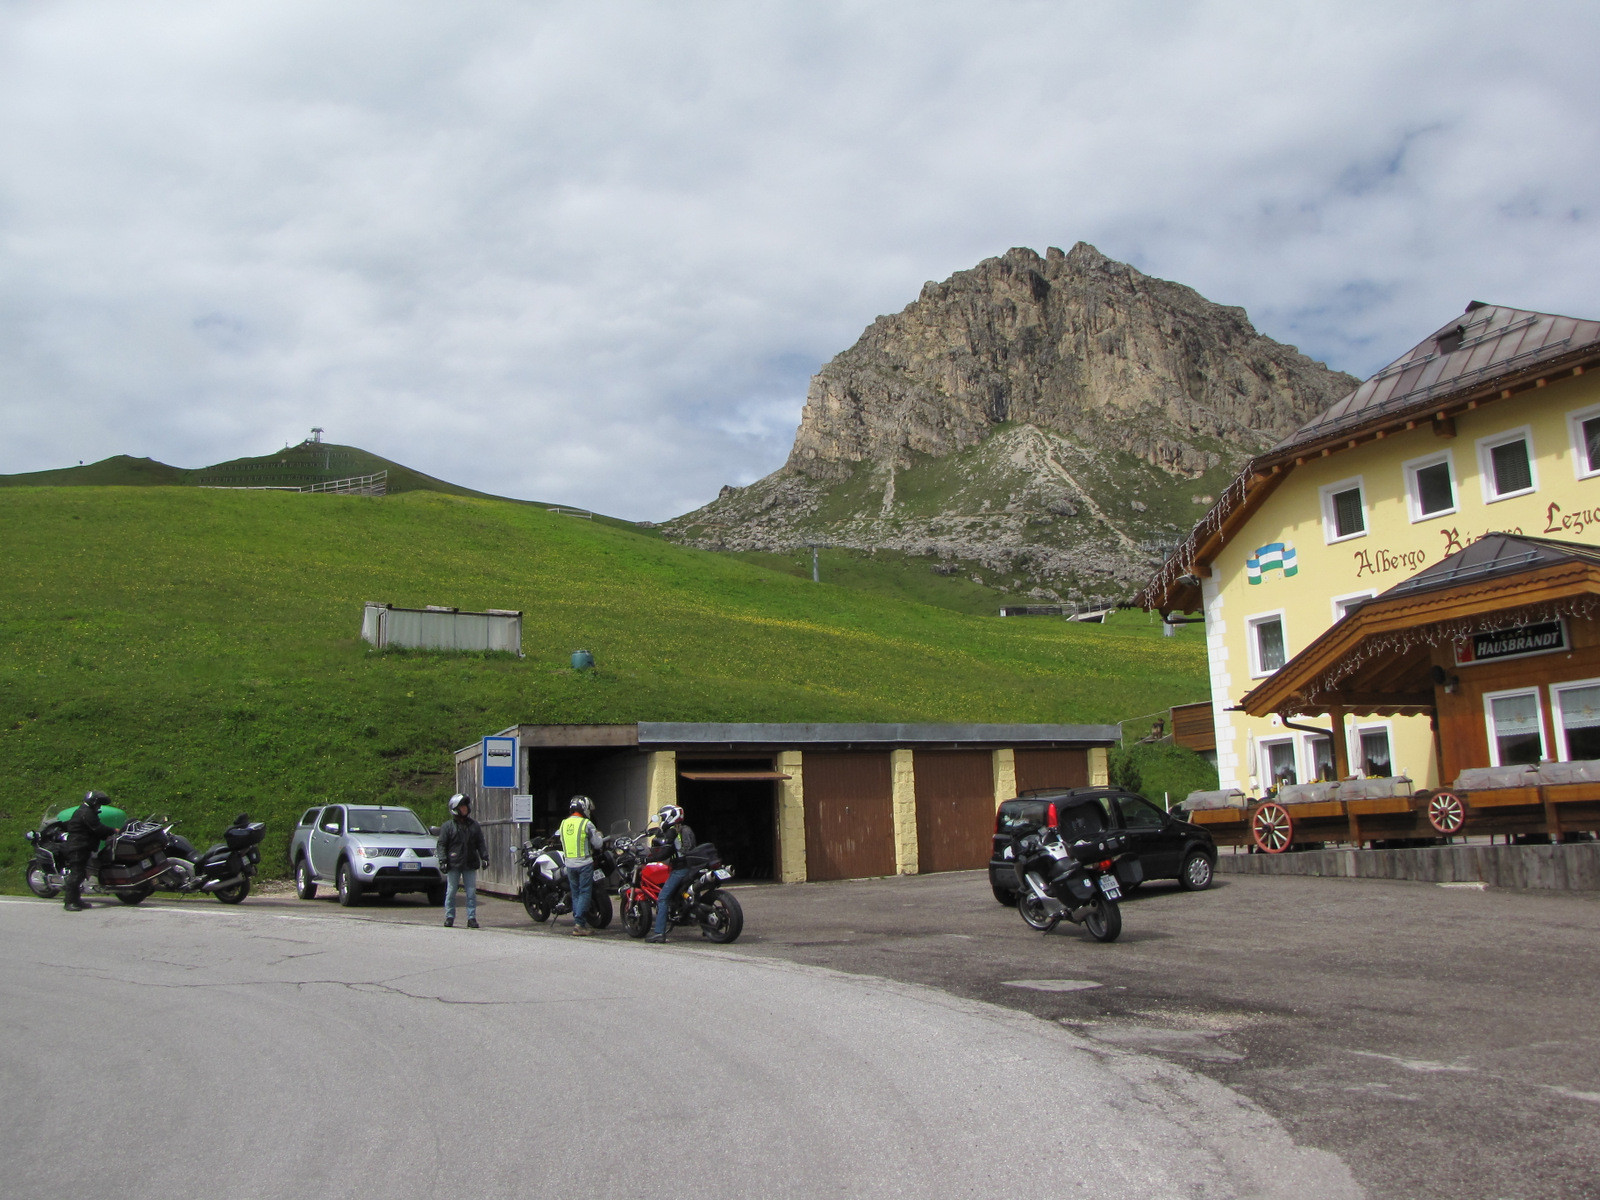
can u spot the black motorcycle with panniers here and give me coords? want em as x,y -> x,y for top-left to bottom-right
24,809 -> 265,905
25,806 -> 171,905
1010,823 -> 1135,941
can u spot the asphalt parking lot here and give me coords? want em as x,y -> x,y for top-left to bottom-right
244,871 -> 1597,1200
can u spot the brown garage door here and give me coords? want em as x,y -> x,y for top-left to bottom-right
803,752 -> 896,881
1013,748 -> 1089,795
914,750 -> 995,873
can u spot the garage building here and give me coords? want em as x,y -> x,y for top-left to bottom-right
454,722 -> 1119,895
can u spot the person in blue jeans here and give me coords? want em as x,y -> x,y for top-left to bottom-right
647,805 -> 697,944
436,794 -> 487,929
559,795 -> 605,936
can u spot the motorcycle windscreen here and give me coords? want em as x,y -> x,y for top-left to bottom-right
52,805 -> 129,831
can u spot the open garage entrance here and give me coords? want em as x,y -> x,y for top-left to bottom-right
675,757 -> 780,882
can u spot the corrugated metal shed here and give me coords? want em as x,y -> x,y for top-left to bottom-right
361,603 -> 522,655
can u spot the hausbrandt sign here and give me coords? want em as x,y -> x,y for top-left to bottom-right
1454,620 -> 1568,667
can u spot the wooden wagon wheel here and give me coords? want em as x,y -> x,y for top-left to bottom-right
1250,801 -> 1294,853
1426,790 -> 1466,835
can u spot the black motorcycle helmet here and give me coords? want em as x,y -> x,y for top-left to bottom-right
83,790 -> 110,809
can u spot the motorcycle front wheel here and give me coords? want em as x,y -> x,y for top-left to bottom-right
586,890 -> 614,929
1018,893 -> 1054,931
1083,897 -> 1122,943
115,885 -> 154,905
214,879 -> 251,904
699,891 -> 743,944
522,886 -> 551,923
622,897 -> 653,938
25,863 -> 59,899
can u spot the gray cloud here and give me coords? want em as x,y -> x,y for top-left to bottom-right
2,1 -> 1598,518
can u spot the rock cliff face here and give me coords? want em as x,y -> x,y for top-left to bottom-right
665,243 -> 1359,605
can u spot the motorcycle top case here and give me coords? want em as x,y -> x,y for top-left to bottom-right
225,822 -> 266,851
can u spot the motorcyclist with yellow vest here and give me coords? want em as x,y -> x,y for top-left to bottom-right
559,796 -> 605,937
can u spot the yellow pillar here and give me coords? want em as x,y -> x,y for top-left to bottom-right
646,750 -> 677,816
1089,746 -> 1110,787
890,748 -> 918,875
777,751 -> 807,883
992,747 -> 1016,808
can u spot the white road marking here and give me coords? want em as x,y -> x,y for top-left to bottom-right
1002,979 -> 1102,992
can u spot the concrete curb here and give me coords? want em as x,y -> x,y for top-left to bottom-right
1216,842 -> 1600,890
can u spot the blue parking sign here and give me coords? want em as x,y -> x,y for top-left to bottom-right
482,736 -> 518,789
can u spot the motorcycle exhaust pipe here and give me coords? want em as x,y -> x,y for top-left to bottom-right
201,875 -> 244,891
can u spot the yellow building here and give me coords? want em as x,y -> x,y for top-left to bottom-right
1142,302 -> 1600,796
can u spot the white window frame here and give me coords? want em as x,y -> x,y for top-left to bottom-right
1475,425 -> 1538,504
1354,721 -> 1394,778
1403,449 -> 1458,523
1568,402 -> 1600,481
1246,609 -> 1289,679
1331,589 -> 1377,624
1301,731 -> 1334,782
1549,677 -> 1600,762
1319,475 -> 1368,544
1482,686 -> 1547,768
1258,735 -> 1299,789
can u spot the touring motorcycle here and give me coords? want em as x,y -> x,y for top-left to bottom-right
1011,824 -> 1136,942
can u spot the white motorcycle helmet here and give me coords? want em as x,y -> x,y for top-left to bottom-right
657,804 -> 683,828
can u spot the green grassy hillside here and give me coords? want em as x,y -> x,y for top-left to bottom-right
0,486 -> 1210,885
0,443 -> 529,503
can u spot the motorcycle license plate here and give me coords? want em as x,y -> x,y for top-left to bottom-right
1099,875 -> 1121,901
713,868 -> 732,881
400,861 -> 420,871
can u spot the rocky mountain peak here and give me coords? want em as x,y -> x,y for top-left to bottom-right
666,244 -> 1358,605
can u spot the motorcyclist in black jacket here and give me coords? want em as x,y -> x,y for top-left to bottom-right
646,805 -> 697,944
62,791 -> 118,912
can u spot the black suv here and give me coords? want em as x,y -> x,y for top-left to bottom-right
989,787 -> 1217,904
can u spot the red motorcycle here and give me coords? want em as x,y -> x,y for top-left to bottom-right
617,832 -> 743,943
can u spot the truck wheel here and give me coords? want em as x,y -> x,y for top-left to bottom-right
991,882 -> 1019,906
336,861 -> 362,907
295,858 -> 317,901
426,885 -> 446,906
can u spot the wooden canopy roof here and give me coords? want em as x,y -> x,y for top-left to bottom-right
1239,535 -> 1600,718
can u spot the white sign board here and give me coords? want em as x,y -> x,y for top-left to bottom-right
510,793 -> 533,823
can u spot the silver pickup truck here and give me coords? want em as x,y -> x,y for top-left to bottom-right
289,804 -> 444,907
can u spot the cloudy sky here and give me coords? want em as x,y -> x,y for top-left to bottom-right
3,1 -> 1598,519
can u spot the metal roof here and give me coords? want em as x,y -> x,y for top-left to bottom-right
637,722 -> 1120,746
1376,534 -> 1600,603
1275,303 -> 1600,455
